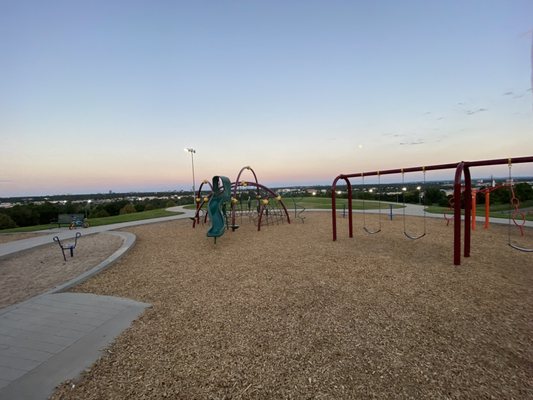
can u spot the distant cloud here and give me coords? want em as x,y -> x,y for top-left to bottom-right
503,91 -> 514,96
465,108 -> 487,115
436,117 -> 444,120
399,140 -> 424,146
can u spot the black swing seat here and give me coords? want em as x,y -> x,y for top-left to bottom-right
508,243 -> 533,253
363,227 -> 381,235
404,231 -> 426,240
230,224 -> 240,231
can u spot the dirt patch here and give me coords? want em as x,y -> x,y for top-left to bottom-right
51,214 -> 532,399
0,232 -> 124,309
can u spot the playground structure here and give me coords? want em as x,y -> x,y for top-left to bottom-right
192,166 -> 291,240
331,156 -> 533,265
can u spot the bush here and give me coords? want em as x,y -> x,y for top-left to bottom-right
119,204 -> 136,214
90,209 -> 110,218
0,213 -> 18,229
144,203 -> 155,211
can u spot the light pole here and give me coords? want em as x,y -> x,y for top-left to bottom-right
184,148 -> 196,195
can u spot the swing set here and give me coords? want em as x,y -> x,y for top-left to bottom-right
331,156 -> 533,265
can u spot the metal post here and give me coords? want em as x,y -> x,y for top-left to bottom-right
185,148 -> 196,195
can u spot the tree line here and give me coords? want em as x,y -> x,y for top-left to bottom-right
0,196 -> 194,229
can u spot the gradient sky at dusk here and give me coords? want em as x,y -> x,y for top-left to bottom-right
1,0 -> 532,196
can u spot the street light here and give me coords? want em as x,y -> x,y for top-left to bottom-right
184,148 -> 196,195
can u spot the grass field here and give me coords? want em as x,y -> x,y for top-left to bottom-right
0,208 -> 182,233
185,197 -> 404,210
426,199 -> 533,221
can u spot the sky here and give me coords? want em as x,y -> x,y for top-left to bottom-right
1,0 -> 532,196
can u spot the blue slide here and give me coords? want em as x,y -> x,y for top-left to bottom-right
207,176 -> 232,239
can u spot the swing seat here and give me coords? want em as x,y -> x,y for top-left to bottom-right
508,243 -> 533,253
363,227 -> 381,235
404,231 -> 426,240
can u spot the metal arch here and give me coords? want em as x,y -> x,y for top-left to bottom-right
231,166 -> 260,228
235,181 -> 291,231
331,175 -> 353,241
192,180 -> 213,228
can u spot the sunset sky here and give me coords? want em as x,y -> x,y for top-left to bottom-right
1,0 -> 532,196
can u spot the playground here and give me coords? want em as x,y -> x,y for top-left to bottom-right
47,213 -> 532,399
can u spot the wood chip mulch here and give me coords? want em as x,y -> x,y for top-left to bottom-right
51,213 -> 532,399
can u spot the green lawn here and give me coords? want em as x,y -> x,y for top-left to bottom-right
426,201 -> 533,222
186,197 -> 403,210
0,208 -> 183,233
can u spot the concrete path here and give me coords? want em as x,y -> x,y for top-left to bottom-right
0,206 -> 195,400
0,293 -> 149,400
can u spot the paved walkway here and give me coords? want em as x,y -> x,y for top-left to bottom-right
0,206 -> 195,400
0,294 -> 149,400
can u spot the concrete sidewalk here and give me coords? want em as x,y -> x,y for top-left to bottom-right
0,293 -> 150,400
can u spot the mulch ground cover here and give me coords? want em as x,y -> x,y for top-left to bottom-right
52,213 -> 532,399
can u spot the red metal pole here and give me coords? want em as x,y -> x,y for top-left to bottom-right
463,165 -> 472,258
347,178 -> 353,238
484,192 -> 490,229
453,162 -> 464,265
332,176 -> 340,241
331,175 -> 353,240
471,189 -> 477,231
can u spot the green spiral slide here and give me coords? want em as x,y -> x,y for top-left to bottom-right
207,175 -> 232,239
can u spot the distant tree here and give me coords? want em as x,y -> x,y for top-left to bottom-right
104,200 -> 129,216
514,183 -> 533,201
144,203 -> 155,211
36,202 -> 60,224
165,200 -> 176,208
90,209 -> 110,218
491,187 -> 511,205
8,205 -> 40,227
0,213 -> 17,229
424,187 -> 447,206
119,204 -> 136,214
